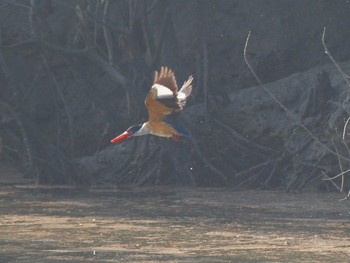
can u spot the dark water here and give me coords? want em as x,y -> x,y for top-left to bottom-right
0,186 -> 349,262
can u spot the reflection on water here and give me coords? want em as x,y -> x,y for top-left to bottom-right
0,186 -> 349,262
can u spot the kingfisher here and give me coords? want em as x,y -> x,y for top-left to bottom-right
111,66 -> 193,143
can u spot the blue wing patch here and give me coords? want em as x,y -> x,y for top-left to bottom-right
167,122 -> 191,138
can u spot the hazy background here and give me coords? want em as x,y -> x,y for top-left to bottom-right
1,0 -> 350,191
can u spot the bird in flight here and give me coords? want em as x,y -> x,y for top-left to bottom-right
111,66 -> 193,143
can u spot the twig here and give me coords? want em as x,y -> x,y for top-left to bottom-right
22,73 -> 40,102
102,0 -> 113,65
244,31 -> 350,162
93,0 -> 100,47
244,31 -> 263,85
235,166 -> 266,188
234,159 -> 275,178
203,43 -> 209,108
331,138 -> 345,192
322,27 -> 350,87
29,0 -> 37,38
339,190 -> 350,201
73,4 -> 85,47
262,161 -> 277,187
342,116 -> 350,139
146,0 -> 159,14
323,168 -> 350,181
2,0 -> 30,9
128,0 -> 137,32
321,171 -> 341,191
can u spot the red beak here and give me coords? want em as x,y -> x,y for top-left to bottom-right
111,131 -> 130,143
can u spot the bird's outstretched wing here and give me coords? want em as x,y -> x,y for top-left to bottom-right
153,66 -> 178,94
178,75 -> 193,108
145,66 -> 193,122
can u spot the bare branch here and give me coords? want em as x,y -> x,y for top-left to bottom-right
29,0 -> 37,38
102,0 -> 113,65
244,31 -> 263,85
2,0 -> 30,9
203,43 -> 209,108
93,0 -> 100,47
342,116 -> 350,139
331,138 -> 345,192
146,0 -> 159,14
128,0 -> 137,31
323,168 -> 350,181
322,171 -> 342,191
322,27 -> 350,87
339,190 -> 350,201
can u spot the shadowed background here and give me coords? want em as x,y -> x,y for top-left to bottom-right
1,0 -> 350,191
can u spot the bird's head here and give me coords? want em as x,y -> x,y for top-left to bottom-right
111,123 -> 147,143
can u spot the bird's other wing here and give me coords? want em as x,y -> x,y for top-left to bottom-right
177,75 -> 193,108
